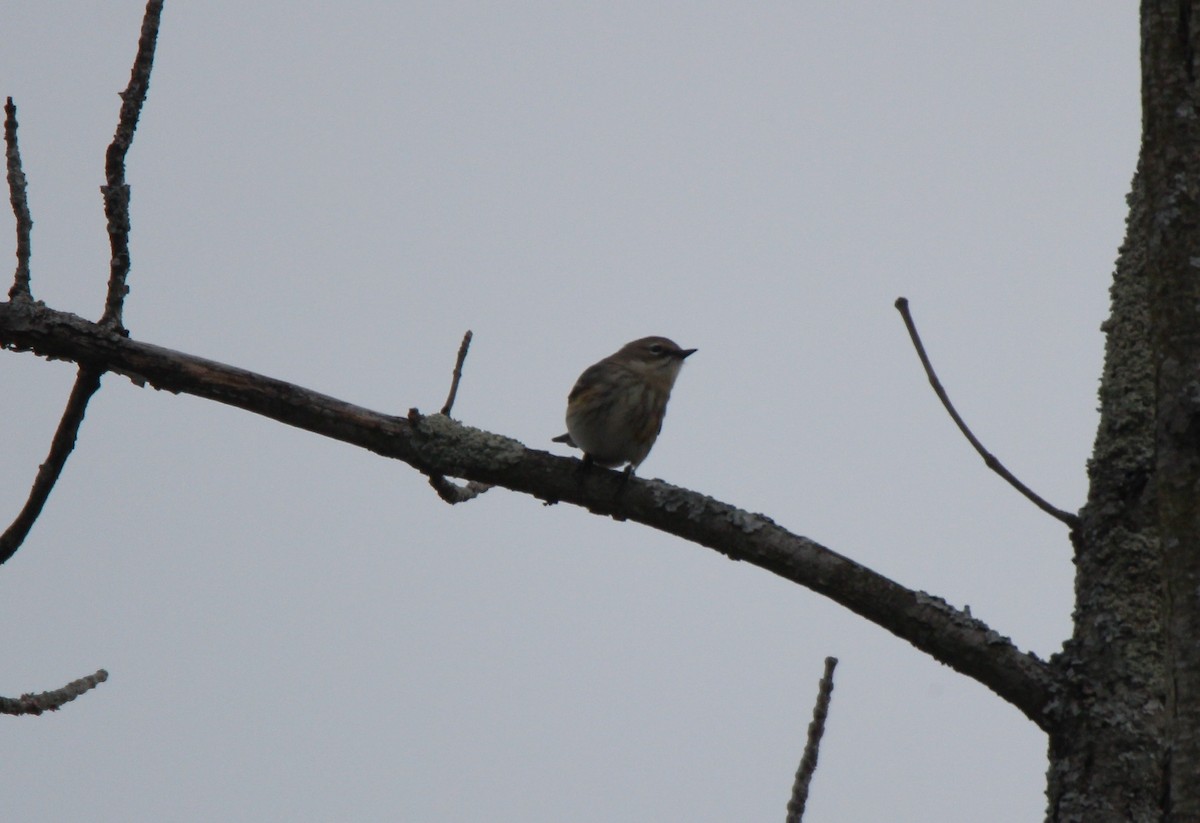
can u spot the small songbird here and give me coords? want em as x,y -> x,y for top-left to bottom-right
553,336 -> 696,473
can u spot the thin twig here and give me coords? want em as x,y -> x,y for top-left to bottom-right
428,333 -> 492,501
894,297 -> 1079,528
786,656 -> 838,823
99,0 -> 164,330
428,475 -> 495,504
440,329 -> 473,416
0,669 -> 108,716
0,366 -> 103,565
0,6 -> 160,560
4,97 -> 33,301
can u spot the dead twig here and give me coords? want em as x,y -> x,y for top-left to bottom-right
422,333 -> 492,502
4,97 -> 32,301
786,656 -> 838,823
428,475 -> 495,504
0,366 -> 104,565
0,669 -> 108,716
440,329 -> 473,416
0,1 -> 158,713
0,3 -> 164,563
99,0 -> 164,330
894,297 -> 1078,528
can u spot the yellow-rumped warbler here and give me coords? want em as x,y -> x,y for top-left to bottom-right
552,336 -> 696,473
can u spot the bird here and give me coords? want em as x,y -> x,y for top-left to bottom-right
552,336 -> 696,474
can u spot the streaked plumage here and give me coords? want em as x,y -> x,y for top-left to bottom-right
553,336 -> 695,472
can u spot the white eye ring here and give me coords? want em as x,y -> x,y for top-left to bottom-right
649,344 -> 664,355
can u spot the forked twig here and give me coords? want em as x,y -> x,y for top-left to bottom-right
894,298 -> 1078,528
786,656 -> 838,823
0,0 -> 157,712
0,4 -> 157,566
99,0 -> 164,330
0,366 -> 103,565
4,97 -> 33,301
0,669 -> 108,716
441,329 -> 473,416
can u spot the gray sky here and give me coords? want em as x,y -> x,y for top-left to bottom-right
1,4 -> 1137,821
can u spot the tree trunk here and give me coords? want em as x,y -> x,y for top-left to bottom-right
1047,2 -> 1200,819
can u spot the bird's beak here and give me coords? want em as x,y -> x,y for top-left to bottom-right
678,348 -> 697,359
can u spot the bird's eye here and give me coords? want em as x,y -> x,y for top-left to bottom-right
648,344 -> 664,355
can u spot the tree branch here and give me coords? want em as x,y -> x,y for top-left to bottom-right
424,331 -> 492,502
441,329 -> 473,416
99,0 -> 163,330
0,669 -> 108,716
3,86 -> 106,568
0,299 -> 1057,728
894,297 -> 1079,529
786,656 -> 838,823
4,97 -> 32,302
425,474 -> 494,504
0,365 -> 103,565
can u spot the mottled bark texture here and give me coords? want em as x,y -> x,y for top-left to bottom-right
1144,1 -> 1200,815
1047,2 -> 1200,820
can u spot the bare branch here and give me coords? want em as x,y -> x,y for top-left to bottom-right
99,0 -> 164,330
441,329 -> 473,416
786,656 -> 838,823
4,97 -> 32,301
893,297 -> 1079,528
0,300 -> 1057,727
0,366 -> 103,565
0,669 -> 108,716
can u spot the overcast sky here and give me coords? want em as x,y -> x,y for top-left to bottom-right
1,4 -> 1137,821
